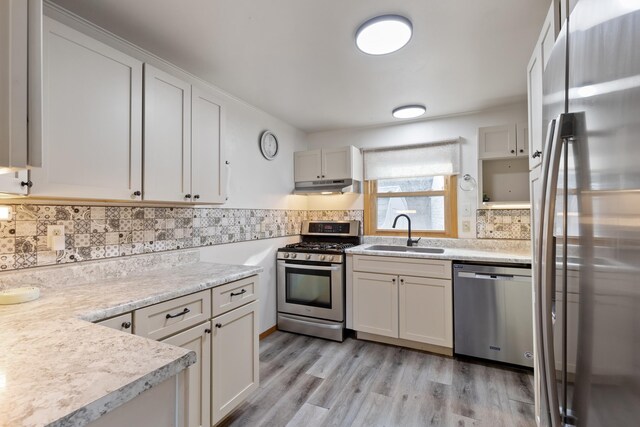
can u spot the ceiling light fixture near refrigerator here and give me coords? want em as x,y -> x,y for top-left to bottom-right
392,104 -> 426,119
356,15 -> 413,55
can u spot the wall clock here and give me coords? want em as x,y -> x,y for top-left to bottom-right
260,130 -> 279,160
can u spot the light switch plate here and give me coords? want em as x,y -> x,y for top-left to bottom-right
47,225 -> 65,250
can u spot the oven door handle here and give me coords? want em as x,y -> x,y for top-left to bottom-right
280,262 -> 341,271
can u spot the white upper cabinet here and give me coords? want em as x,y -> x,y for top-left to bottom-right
0,0 -> 42,172
31,17 -> 143,200
478,124 -> 528,160
0,170 -> 29,196
191,86 -> 226,203
143,64 -> 191,202
322,146 -> 353,180
294,146 -> 362,182
527,2 -> 559,170
294,149 -> 322,182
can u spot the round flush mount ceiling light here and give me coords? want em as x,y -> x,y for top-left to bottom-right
392,104 -> 426,119
355,15 -> 413,55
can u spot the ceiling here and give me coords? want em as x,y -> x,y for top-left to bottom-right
50,0 -> 549,133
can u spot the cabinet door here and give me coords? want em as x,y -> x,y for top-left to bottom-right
211,301 -> 259,425
399,275 -> 452,347
352,272 -> 398,338
517,122 -> 529,157
162,321 -> 211,427
321,146 -> 351,180
527,46 -> 543,169
191,85 -> 225,204
294,149 -> 322,182
143,64 -> 191,202
31,17 -> 142,200
0,170 -> 28,196
478,124 -> 517,159
0,0 -> 28,170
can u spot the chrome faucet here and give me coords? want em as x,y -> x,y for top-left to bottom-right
392,214 -> 421,247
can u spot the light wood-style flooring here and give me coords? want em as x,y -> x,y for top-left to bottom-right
220,331 -> 536,427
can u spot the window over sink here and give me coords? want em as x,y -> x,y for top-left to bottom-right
363,140 -> 460,238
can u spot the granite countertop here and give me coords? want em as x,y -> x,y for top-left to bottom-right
0,260 -> 262,427
346,243 -> 532,264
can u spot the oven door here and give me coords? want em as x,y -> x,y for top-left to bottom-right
277,260 -> 344,322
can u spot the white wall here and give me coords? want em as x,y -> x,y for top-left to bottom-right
306,102 -> 528,238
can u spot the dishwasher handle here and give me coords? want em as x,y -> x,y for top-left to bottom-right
457,271 -> 531,282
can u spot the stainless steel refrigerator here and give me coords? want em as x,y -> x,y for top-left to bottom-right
535,1 -> 640,426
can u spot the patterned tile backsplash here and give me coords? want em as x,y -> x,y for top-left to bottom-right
0,205 -> 363,272
476,209 -> 531,240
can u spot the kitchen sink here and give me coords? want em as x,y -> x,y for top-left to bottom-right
364,245 -> 445,254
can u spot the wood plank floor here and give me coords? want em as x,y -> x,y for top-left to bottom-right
220,331 -> 536,427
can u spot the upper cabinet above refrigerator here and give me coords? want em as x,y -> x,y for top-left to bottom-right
0,0 -> 43,173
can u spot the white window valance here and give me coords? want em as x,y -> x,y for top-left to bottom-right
363,139 -> 461,180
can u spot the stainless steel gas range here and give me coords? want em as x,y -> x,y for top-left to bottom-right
276,220 -> 360,342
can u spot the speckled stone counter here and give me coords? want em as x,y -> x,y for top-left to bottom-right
346,237 -> 531,264
0,250 -> 262,427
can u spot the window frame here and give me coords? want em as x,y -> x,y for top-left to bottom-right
364,175 -> 458,238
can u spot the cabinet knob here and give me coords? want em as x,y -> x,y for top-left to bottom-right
510,149 -> 515,154
132,190 -> 141,197
321,175 -> 325,178
204,328 -> 212,334
392,278 -> 396,283
193,194 -> 200,200
317,175 -> 320,178
532,150 -> 542,159
121,321 -> 132,329
400,278 -> 404,285
20,180 -> 33,188
519,149 -> 524,153
185,194 -> 192,199
215,323 -> 222,328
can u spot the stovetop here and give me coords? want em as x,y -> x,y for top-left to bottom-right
281,241 -> 356,254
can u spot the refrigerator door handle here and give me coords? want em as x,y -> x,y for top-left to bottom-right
540,113 -> 567,427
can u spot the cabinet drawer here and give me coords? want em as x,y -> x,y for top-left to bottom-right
96,312 -> 133,334
212,276 -> 258,317
134,290 -> 211,340
353,255 -> 451,279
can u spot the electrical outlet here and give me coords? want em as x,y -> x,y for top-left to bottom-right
462,203 -> 471,217
47,225 -> 65,250
462,221 -> 471,233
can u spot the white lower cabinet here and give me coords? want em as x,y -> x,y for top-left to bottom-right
162,321 -> 212,427
351,255 -> 453,350
211,300 -> 259,425
352,272 -> 398,338
131,276 -> 260,427
398,275 -> 452,347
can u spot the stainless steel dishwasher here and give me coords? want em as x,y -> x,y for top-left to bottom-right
453,263 -> 533,367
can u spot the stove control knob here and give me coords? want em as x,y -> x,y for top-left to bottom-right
320,255 -> 326,261
291,253 -> 297,259
328,256 -> 335,262
283,253 -> 289,258
305,254 -> 311,260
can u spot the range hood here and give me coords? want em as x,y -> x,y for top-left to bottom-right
293,179 -> 361,195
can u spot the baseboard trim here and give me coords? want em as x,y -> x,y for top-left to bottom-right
355,331 -> 454,357
259,325 -> 277,340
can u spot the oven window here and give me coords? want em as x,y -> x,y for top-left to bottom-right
286,268 -> 332,309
